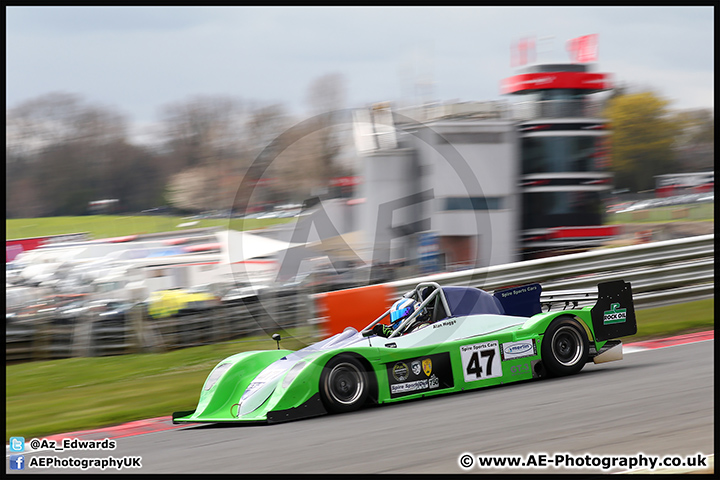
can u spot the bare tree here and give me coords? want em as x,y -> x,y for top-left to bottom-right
166,166 -> 215,212
237,75 -> 356,207
159,95 -> 261,213
235,103 -> 293,212
304,73 -> 350,187
6,92 -> 134,217
671,108 -> 714,172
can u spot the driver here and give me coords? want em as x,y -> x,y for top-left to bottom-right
368,297 -> 428,338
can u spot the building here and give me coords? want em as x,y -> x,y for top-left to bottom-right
501,62 -> 616,258
354,101 -> 520,271
351,62 -> 616,269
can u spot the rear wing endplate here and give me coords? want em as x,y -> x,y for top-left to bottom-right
590,280 -> 637,341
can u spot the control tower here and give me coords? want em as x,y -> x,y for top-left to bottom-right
501,62 -> 616,259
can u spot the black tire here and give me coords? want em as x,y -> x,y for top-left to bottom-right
541,317 -> 589,377
319,355 -> 369,413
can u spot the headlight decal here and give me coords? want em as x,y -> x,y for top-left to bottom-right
241,381 -> 266,401
282,361 -> 307,388
203,363 -> 232,391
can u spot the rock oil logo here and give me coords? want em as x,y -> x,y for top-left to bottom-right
603,303 -> 627,325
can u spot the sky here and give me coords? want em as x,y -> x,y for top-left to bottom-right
6,6 -> 715,140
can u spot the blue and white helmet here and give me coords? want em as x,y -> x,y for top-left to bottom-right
389,297 -> 418,329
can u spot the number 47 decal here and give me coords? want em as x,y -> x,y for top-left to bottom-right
466,349 -> 495,377
460,341 -> 502,382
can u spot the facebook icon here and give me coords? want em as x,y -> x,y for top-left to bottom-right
10,455 -> 25,470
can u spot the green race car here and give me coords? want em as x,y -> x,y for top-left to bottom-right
173,280 -> 636,424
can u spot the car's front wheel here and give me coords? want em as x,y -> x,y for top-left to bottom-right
541,317 -> 589,377
319,355 -> 369,413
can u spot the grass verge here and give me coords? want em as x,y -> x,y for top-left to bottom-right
606,203 -> 713,224
6,327 -> 318,440
6,215 -> 294,240
5,299 -> 713,440
632,298 -> 714,342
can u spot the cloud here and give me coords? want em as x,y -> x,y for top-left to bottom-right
6,6 -> 715,127
6,6 -> 220,35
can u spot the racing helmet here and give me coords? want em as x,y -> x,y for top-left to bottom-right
389,297 -> 418,329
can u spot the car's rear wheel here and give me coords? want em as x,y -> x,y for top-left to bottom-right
542,317 -> 589,377
319,355 -> 369,413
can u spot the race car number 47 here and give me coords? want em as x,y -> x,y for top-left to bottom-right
460,341 -> 502,383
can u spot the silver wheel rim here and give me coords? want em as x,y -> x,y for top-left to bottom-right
551,325 -> 584,367
327,363 -> 364,405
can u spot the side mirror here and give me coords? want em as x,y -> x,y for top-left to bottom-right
272,333 -> 281,350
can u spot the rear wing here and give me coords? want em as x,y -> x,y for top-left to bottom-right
540,289 -> 597,311
495,280 -> 637,341
493,283 -> 601,316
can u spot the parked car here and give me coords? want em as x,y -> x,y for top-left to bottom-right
220,283 -> 270,305
147,288 -> 220,319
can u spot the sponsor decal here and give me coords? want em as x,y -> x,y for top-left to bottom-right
460,341 -> 503,382
506,343 -> 531,355
527,75 -> 556,86
501,72 -> 611,94
392,362 -> 409,382
603,303 -> 627,325
510,363 -> 531,375
422,358 -> 433,376
501,339 -> 537,361
384,342 -> 397,348
386,352 -> 452,398
499,284 -> 539,298
391,379 -> 428,394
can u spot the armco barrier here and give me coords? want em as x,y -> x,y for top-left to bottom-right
5,235 -> 713,362
5,288 -> 309,362
387,234 -> 713,300
311,234 -> 714,329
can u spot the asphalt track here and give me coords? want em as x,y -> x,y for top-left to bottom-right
7,337 -> 714,474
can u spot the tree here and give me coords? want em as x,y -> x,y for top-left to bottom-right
158,95 -> 251,212
103,141 -> 166,212
604,91 -> 681,192
670,108 -> 714,173
305,74 -> 351,188
166,165 -> 216,212
6,92 -> 137,218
